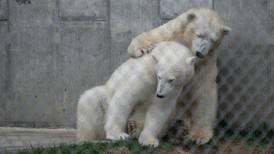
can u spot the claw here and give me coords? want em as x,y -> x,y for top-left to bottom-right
106,132 -> 130,140
138,44 -> 155,55
138,132 -> 159,147
186,128 -> 213,145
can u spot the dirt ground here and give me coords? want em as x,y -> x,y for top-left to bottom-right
106,141 -> 274,154
1,127 -> 273,154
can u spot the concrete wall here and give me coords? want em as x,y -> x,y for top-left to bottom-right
0,0 -> 273,128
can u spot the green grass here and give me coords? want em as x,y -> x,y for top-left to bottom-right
176,122 -> 274,151
14,139 -> 172,154
216,121 -> 274,147
4,121 -> 274,153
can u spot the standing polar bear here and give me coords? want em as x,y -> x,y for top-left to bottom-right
127,8 -> 230,144
77,42 -> 196,147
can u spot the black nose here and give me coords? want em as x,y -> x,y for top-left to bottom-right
156,94 -> 165,98
196,52 -> 204,58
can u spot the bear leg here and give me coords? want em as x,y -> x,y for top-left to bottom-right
77,86 -> 107,142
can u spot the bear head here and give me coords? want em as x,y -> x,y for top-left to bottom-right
180,8 -> 231,59
151,42 -> 196,99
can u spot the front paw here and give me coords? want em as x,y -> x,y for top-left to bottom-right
106,132 -> 130,140
139,44 -> 155,55
129,49 -> 144,58
128,44 -> 155,58
127,120 -> 140,138
187,127 -> 213,144
138,132 -> 159,147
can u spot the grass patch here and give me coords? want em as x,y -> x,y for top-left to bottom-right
15,139 -> 171,154
4,121 -> 274,153
216,121 -> 274,147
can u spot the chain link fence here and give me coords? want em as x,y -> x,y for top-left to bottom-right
1,41 -> 273,153
0,1 -> 274,153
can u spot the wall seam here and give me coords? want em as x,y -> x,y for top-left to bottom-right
107,0 -> 112,77
157,0 -> 161,26
4,0 -> 11,126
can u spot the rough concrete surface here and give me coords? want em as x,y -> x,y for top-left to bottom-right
0,127 -> 76,152
0,0 -> 273,130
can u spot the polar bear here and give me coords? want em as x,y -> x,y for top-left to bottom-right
127,8 -> 230,144
77,42 -> 196,144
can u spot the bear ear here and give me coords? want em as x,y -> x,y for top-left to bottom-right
187,13 -> 196,22
151,55 -> 159,63
222,26 -> 231,35
186,57 -> 197,65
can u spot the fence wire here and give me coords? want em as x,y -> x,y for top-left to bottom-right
1,11 -> 273,154
1,41 -> 273,154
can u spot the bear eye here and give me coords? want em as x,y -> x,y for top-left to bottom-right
168,79 -> 175,83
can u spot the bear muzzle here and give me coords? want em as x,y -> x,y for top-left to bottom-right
196,51 -> 205,59
156,94 -> 165,98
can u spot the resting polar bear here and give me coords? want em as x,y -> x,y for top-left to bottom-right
77,42 -> 196,146
127,8 -> 230,144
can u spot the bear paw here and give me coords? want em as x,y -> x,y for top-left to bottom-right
138,133 -> 159,147
139,44 -> 155,55
106,132 -> 130,140
187,127 -> 213,144
127,120 -> 138,138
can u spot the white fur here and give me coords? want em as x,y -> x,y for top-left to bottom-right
77,42 -> 195,146
127,8 -> 230,144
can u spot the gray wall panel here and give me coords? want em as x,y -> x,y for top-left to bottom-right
58,22 -> 110,127
6,26 -> 61,127
0,0 -> 7,20
0,22 -> 7,125
59,0 -> 108,21
6,0 -> 60,127
110,0 -> 160,71
6,0 -> 110,127
9,0 -> 58,26
160,0 -> 212,19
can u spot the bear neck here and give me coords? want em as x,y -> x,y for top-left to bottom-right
195,52 -> 217,72
143,55 -> 157,81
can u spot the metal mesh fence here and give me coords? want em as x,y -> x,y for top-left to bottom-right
1,40 -> 273,153
0,5 -> 273,154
